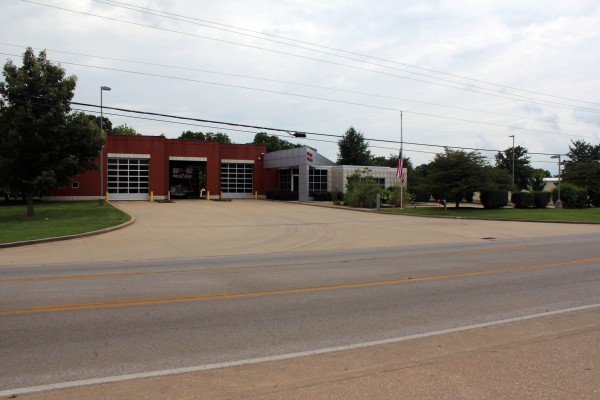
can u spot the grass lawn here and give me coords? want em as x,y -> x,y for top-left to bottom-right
383,206 -> 600,223
0,201 -> 131,244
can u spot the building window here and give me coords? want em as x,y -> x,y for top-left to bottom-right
372,177 -> 386,189
279,169 -> 292,191
71,181 -> 79,189
309,169 -> 328,192
107,158 -> 150,194
220,163 -> 253,193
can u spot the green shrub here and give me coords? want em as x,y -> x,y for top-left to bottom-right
411,183 -> 431,202
266,189 -> 298,201
310,191 -> 330,201
310,191 -> 344,201
511,191 -> 534,208
532,191 -> 551,208
552,183 -> 587,208
344,180 -> 381,208
384,187 -> 408,207
480,190 -> 508,209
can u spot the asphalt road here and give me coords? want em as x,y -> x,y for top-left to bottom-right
2,233 -> 599,393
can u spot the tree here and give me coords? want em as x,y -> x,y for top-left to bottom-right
563,139 -> 600,165
495,145 -> 533,191
78,114 -> 111,134
178,130 -> 232,144
410,163 -> 431,201
370,153 -> 413,171
250,132 -> 301,152
529,168 -> 551,192
112,123 -> 139,136
0,47 -> 103,216
562,139 -> 600,196
337,127 -> 370,165
427,149 -> 494,208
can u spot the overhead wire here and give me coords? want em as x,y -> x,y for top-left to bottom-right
79,107 -> 563,165
0,50 -> 592,140
72,101 -> 562,156
93,0 -> 600,108
0,42 -> 589,130
3,93 -> 565,164
20,0 -> 600,114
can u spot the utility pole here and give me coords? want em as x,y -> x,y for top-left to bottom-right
509,135 -> 515,190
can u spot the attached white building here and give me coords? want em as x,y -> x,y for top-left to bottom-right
264,146 -> 406,201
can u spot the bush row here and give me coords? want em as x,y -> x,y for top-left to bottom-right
310,191 -> 344,201
552,183 -> 588,208
510,191 -> 551,208
480,190 -> 508,209
266,190 -> 347,202
265,189 -> 298,201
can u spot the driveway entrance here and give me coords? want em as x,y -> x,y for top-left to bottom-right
1,200 -> 598,266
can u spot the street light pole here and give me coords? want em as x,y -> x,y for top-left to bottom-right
509,135 -> 515,190
99,86 -> 111,205
551,154 -> 562,208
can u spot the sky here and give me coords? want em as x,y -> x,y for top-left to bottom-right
2,0 -> 600,174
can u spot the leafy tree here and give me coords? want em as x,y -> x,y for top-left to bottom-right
112,123 -> 139,136
337,127 -> 370,165
250,132 -> 301,152
482,166 -> 512,191
408,163 -> 431,201
178,130 -> 232,144
562,139 -> 600,196
563,139 -> 600,165
495,145 -> 533,191
369,155 -> 389,167
77,114 -> 112,134
204,132 -> 231,144
427,149 -> 499,208
370,153 -> 413,171
0,47 -> 103,217
529,168 -> 551,192
179,130 -> 205,140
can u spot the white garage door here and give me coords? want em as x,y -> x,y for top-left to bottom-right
107,157 -> 150,200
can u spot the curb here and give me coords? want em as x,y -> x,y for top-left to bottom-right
0,204 -> 135,249
292,201 -> 600,224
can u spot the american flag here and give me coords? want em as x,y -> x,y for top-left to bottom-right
396,149 -> 405,183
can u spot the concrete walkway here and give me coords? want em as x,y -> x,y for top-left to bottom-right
1,200 -> 598,266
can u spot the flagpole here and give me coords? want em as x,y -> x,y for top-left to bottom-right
400,111 -> 403,209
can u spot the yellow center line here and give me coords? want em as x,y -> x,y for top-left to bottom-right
0,246 -> 528,283
1,256 -> 598,316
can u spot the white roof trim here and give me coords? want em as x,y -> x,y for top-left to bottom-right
169,156 -> 207,161
107,153 -> 151,159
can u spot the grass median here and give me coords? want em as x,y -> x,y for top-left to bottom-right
0,201 -> 131,244
383,206 -> 600,223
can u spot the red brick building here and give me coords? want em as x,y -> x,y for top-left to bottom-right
49,135 -> 278,201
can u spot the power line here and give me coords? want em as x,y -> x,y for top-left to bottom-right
94,0 -> 600,108
73,101 -> 562,156
1,50 -> 591,140
21,0 -> 600,114
1,42 -> 590,130
83,107 -> 564,165
78,107 -> 445,157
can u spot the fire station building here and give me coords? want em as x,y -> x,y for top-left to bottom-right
48,135 -> 405,202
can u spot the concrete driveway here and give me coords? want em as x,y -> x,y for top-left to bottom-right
1,200 -> 598,266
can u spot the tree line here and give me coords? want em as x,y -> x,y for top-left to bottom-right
336,126 -> 600,208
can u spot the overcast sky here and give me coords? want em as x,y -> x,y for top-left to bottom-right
2,0 -> 600,173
